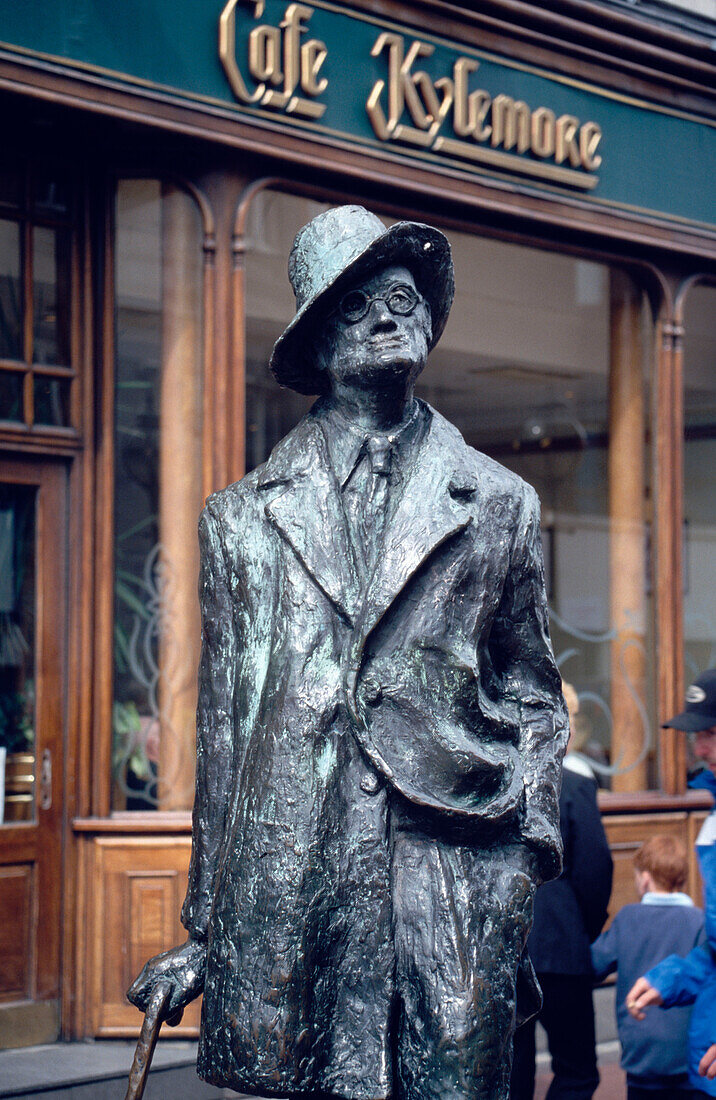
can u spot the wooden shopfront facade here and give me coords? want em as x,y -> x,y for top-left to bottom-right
0,0 -> 714,1046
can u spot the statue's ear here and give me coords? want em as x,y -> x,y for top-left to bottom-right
423,302 -> 433,346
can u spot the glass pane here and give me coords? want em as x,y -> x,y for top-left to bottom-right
0,484 -> 36,826
34,375 -> 70,427
0,371 -> 24,422
0,219 -> 22,361
0,162 -> 22,207
33,226 -> 71,367
32,171 -> 70,218
243,192 -> 330,471
244,190 -> 657,789
112,180 -> 204,811
683,284 -> 716,685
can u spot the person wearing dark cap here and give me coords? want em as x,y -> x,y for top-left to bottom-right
627,669 -> 716,1099
127,205 -> 567,1099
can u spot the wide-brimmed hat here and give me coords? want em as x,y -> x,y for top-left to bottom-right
269,205 -> 455,395
662,668 -> 716,732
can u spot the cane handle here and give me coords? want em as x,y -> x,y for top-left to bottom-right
124,981 -> 171,1100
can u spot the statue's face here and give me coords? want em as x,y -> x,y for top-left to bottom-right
317,264 -> 432,390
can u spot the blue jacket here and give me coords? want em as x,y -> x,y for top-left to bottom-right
646,769 -> 716,1095
591,898 -> 704,1083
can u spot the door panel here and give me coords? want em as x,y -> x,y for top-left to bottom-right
0,459 -> 66,1047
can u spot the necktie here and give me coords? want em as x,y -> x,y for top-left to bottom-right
359,437 -> 392,573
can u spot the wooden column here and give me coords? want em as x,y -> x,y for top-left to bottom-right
158,186 -> 202,810
658,284 -> 687,793
609,269 -> 648,791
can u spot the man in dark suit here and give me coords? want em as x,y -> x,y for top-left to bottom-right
128,205 -> 568,1100
510,719 -> 613,1100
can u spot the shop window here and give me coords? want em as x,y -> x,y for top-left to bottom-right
682,283 -> 716,683
0,163 -> 75,430
112,180 -> 204,811
243,191 -> 327,471
244,188 -> 657,790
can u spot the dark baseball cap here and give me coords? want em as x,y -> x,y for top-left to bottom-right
662,668 -> 716,732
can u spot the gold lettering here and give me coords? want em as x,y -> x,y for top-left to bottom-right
261,2 -> 310,108
367,34 -> 455,148
531,106 -> 556,158
366,80 -> 390,139
412,70 -> 440,124
283,5 -> 310,99
249,24 -> 282,84
491,94 -> 530,153
434,134 -> 599,189
452,57 -> 478,137
301,39 -> 328,96
472,91 -> 492,142
219,0 -> 265,105
580,121 -> 603,170
393,75 -> 454,146
555,114 -> 581,167
220,0 -> 327,117
452,60 -> 492,142
369,33 -> 439,134
400,40 -> 437,130
432,76 -> 455,135
362,27 -> 605,189
370,33 -> 397,132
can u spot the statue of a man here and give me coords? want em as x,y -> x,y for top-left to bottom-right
129,205 -> 567,1100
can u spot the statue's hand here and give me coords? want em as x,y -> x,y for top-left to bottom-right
127,938 -> 206,1024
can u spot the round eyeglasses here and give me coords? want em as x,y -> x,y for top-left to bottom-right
334,283 -> 422,324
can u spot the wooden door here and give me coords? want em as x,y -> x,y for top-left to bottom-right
0,458 -> 66,1048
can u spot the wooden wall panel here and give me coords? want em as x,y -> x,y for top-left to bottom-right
75,812 -> 713,1035
0,864 -> 33,1002
603,812 -> 697,925
80,835 -> 201,1037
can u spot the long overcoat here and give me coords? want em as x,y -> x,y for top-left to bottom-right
181,399 -> 568,1099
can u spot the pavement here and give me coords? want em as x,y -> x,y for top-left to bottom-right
535,1042 -> 624,1099
0,986 -> 625,1098
534,983 -> 625,1099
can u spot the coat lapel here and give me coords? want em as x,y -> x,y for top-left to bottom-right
355,410 -> 477,644
259,415 -> 361,624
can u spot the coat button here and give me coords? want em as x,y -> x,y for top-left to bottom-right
361,681 -> 383,706
360,771 -> 381,794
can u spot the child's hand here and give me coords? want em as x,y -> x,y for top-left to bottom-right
625,976 -> 663,1020
699,1044 -> 716,1080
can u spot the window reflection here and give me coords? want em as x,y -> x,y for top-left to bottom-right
32,173 -> 70,218
0,163 -> 22,208
0,169 -> 74,430
33,226 -> 71,367
112,180 -> 204,812
0,484 -> 36,826
0,372 -> 23,422
0,220 -> 22,361
34,375 -> 70,427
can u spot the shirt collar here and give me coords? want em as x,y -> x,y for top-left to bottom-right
689,767 -> 716,798
641,892 -> 695,907
319,398 -> 427,488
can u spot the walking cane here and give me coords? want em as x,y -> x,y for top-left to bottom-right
125,981 -> 182,1100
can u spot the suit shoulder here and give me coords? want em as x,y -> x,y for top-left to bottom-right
201,469 -> 262,529
428,405 -> 537,507
471,450 -> 538,509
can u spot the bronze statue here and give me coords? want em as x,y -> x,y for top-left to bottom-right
128,205 -> 568,1099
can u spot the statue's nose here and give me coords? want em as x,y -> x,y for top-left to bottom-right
369,298 -> 397,330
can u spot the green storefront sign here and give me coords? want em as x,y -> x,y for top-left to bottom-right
1,0 -> 714,227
